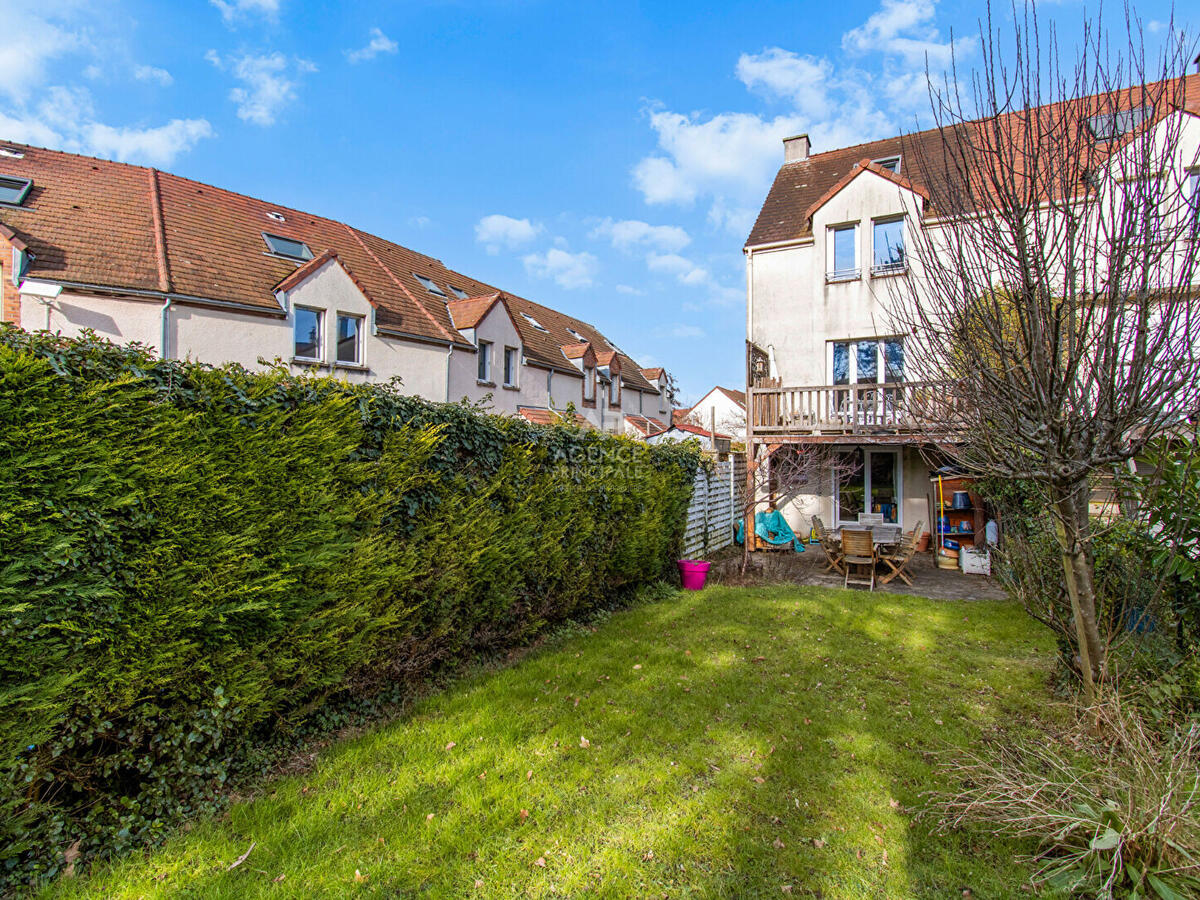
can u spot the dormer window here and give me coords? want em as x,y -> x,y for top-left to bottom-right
263,232 -> 313,261
521,313 -> 549,332
1087,105 -> 1150,141
872,156 -> 901,174
414,273 -> 447,297
0,174 -> 33,206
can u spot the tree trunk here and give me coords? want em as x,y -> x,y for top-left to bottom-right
1050,480 -> 1105,705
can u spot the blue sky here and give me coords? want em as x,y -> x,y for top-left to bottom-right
0,0 -> 1194,403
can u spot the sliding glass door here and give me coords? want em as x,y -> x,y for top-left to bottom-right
835,448 -> 900,525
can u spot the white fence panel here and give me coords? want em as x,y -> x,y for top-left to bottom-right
683,461 -> 735,558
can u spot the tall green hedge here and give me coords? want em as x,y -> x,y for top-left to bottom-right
0,328 -> 699,889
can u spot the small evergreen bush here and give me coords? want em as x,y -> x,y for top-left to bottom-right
0,328 -> 699,889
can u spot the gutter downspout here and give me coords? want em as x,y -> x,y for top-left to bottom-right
445,344 -> 453,403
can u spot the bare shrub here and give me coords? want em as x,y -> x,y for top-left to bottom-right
928,698 -> 1200,897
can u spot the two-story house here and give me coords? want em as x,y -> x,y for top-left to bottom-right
0,141 -> 672,432
743,74 -> 1200,538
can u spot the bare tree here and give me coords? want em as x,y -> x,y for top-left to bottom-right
740,443 -> 861,572
889,2 -> 1200,703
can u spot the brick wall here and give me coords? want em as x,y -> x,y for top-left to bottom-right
0,249 -> 19,326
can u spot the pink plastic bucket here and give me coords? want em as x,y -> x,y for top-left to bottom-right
678,559 -> 711,590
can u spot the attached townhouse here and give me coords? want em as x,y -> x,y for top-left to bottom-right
0,142 -> 672,432
743,74 -> 1200,538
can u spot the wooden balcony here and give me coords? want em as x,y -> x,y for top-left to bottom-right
749,380 -> 962,439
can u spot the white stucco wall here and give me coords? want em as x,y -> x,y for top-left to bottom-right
686,390 -> 746,439
748,169 -> 925,386
23,291 -> 164,349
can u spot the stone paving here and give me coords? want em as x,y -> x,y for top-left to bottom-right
707,542 -> 1008,601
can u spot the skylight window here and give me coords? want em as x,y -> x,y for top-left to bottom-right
521,313 -> 549,332
1087,106 -> 1150,140
266,211 -> 287,223
262,232 -> 313,261
873,156 -> 901,174
0,148 -> 25,160
0,174 -> 32,206
566,327 -> 586,342
414,273 -> 447,297
449,286 -> 470,300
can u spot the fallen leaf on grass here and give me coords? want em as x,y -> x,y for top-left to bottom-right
633,664 -> 642,670
781,886 -> 793,894
519,809 -> 530,821
534,857 -> 547,868
642,851 -> 654,861
526,770 -> 533,781
445,741 -> 456,751
226,842 -> 256,871
888,798 -> 900,809
773,839 -> 785,849
753,776 -> 765,784
475,879 -> 484,888
426,813 -> 435,821
273,873 -> 286,882
812,838 -> 826,849
753,656 -> 766,663
354,868 -> 368,883
580,736 -> 590,748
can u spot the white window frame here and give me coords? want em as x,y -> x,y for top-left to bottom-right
477,339 -> 492,383
335,312 -> 364,366
503,345 -> 519,387
870,215 -> 907,276
609,374 -> 621,406
828,336 -> 905,385
832,447 -> 903,528
293,306 -> 324,361
826,222 -> 859,282
583,365 -> 596,401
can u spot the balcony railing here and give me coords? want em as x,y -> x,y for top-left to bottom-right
749,380 -> 962,436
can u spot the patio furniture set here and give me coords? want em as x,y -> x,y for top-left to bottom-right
813,514 -> 924,591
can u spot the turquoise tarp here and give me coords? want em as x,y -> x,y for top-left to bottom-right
734,510 -> 805,552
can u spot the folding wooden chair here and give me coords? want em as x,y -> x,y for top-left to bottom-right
841,528 -> 876,591
812,516 -> 844,574
880,520 -> 923,586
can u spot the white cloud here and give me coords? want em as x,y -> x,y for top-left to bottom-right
842,0 -> 969,68
633,108 -> 804,210
0,85 -> 212,166
475,214 -> 542,253
347,27 -> 398,63
631,0 -> 972,235
590,217 -> 691,253
736,48 -> 834,120
646,252 -> 709,286
615,284 -> 643,295
208,51 -> 315,126
670,324 -> 706,339
0,6 -> 85,103
522,248 -> 598,290
211,0 -> 280,25
134,64 -> 173,87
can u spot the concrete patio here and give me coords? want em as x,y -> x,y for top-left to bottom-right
707,543 -> 1007,602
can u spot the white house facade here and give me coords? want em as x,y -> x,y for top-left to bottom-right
0,141 -> 671,432
744,77 -> 1200,538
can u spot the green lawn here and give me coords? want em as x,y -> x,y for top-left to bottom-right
45,584 -> 1059,899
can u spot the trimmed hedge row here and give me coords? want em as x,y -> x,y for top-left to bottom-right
0,328 -> 699,889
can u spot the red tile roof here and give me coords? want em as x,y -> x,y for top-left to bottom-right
0,139 -> 663,384
667,421 -> 733,440
517,406 -> 594,428
447,293 -> 501,330
624,414 -> 667,436
746,73 -> 1200,247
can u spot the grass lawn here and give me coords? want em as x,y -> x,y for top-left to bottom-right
45,584 -> 1059,899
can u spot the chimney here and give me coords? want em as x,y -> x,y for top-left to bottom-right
783,133 -> 810,163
